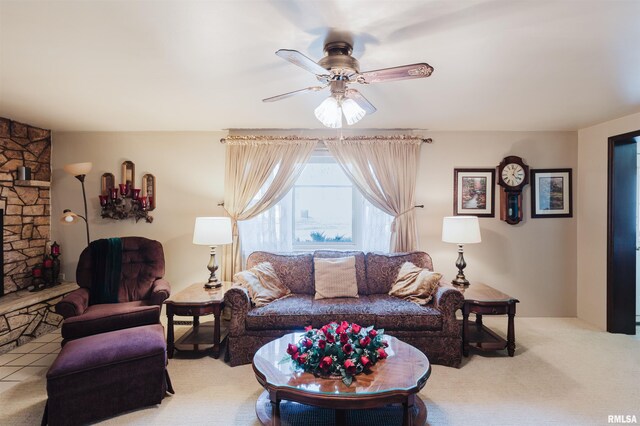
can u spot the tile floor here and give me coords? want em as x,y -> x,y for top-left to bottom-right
0,328 -> 61,391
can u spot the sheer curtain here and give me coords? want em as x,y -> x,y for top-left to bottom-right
238,146 -> 393,261
324,138 -> 421,252
220,138 -> 317,281
239,191 -> 392,260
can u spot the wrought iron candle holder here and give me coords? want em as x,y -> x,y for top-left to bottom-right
99,161 -> 154,223
99,183 -> 153,223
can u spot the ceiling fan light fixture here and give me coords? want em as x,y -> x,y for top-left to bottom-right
314,96 -> 342,128
341,98 -> 366,125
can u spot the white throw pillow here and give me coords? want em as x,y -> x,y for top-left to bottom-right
389,261 -> 442,305
233,262 -> 290,307
314,256 -> 359,300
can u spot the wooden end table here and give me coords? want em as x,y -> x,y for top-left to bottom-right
458,282 -> 519,357
253,333 -> 431,426
164,282 -> 232,359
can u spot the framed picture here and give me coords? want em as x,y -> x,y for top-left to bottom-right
453,168 -> 495,217
531,168 -> 573,218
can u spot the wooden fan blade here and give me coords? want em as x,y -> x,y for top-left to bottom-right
345,89 -> 377,114
359,63 -> 434,84
275,49 -> 329,76
262,86 -> 325,102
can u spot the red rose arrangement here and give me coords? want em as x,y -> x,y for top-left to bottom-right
283,321 -> 389,386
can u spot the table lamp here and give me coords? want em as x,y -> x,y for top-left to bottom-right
193,217 -> 233,288
442,216 -> 481,287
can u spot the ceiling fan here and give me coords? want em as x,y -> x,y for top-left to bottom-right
263,41 -> 434,128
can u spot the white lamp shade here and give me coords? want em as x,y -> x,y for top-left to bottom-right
314,96 -> 342,128
64,162 -> 93,176
60,210 -> 79,224
442,216 -> 481,244
193,217 -> 233,246
341,98 -> 366,125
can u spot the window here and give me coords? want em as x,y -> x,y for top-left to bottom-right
293,151 -> 358,248
239,147 -> 392,259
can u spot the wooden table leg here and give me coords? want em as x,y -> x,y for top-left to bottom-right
403,394 -> 415,426
462,305 -> 470,357
475,313 -> 483,328
212,305 -> 222,358
193,315 -> 200,327
335,409 -> 347,426
269,391 -> 281,426
507,303 -> 516,356
167,305 -> 175,359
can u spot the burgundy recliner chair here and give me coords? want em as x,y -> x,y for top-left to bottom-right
56,237 -> 171,343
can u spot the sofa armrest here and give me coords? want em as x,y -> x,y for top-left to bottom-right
55,288 -> 90,319
223,286 -> 251,337
433,285 -> 464,335
149,278 -> 171,305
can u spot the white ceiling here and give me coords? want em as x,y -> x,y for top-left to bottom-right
1,0 -> 640,132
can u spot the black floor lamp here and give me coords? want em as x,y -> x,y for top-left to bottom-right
61,162 -> 92,246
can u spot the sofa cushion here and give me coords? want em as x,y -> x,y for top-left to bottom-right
246,295 -> 315,330
234,262 -> 291,307
389,262 -> 442,305
368,294 -> 442,331
245,295 -> 381,331
61,301 -> 160,341
365,252 -> 435,294
314,256 -> 359,300
309,296 -> 376,328
247,252 -> 314,295
314,250 -> 368,294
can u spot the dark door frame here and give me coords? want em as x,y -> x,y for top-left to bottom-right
607,129 -> 639,334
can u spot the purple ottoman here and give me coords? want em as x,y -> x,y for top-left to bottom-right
43,324 -> 173,426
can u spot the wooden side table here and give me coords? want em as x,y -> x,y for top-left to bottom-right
458,282 -> 519,357
164,282 -> 232,359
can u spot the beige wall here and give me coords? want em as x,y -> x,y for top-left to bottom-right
51,130 -> 578,316
51,132 -> 227,293
417,132 -> 577,317
577,112 -> 640,330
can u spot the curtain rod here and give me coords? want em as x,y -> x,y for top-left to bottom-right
220,136 -> 433,144
218,202 -> 424,208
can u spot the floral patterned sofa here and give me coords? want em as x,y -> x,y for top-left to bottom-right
223,250 -> 464,367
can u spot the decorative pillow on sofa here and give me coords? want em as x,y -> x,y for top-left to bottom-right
389,261 -> 442,305
233,262 -> 291,307
314,256 -> 359,300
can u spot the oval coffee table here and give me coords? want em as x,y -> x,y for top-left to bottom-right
252,333 -> 431,426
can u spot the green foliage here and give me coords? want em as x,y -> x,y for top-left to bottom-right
309,231 -> 353,243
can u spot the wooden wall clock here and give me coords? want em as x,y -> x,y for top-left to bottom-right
497,156 -> 529,225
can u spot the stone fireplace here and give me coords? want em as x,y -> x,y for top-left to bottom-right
0,117 -> 73,354
0,116 -> 52,295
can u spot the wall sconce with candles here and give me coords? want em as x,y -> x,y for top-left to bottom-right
98,161 -> 155,223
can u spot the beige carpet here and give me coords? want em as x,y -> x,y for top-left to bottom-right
0,317 -> 638,425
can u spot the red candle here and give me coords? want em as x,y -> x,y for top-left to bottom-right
99,195 -> 108,206
119,183 -> 127,197
33,267 -> 42,277
51,242 -> 60,256
110,188 -> 118,200
140,196 -> 147,210
132,188 -> 141,200
43,258 -> 53,268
